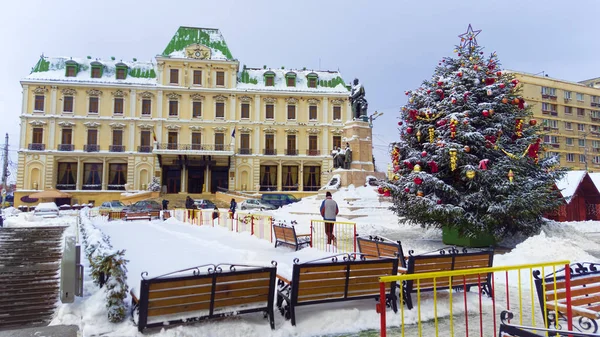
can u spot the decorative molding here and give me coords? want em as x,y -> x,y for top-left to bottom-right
28,120 -> 47,126
263,97 -> 277,104
189,125 -> 204,131
137,124 -> 154,129
263,127 -> 277,133
331,128 -> 343,135
307,128 -> 322,134
109,122 -> 126,129
166,92 -> 182,100
190,93 -> 205,101
86,89 -> 103,97
307,98 -> 321,105
111,89 -> 128,98
239,95 -> 252,102
165,124 -> 181,130
285,97 -> 299,104
284,128 -> 299,134
238,127 -> 253,133
57,121 -> 76,128
213,126 -> 227,132
61,88 -> 77,96
214,95 -> 228,102
83,122 -> 101,128
139,91 -> 155,99
33,87 -> 48,95
330,99 -> 345,105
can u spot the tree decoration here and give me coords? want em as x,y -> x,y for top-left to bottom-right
508,169 -> 514,183
529,119 -> 537,126
414,177 -> 423,185
436,89 -> 444,100
416,130 -> 422,142
388,24 -> 565,241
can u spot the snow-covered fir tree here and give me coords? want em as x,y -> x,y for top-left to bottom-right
387,25 -> 565,239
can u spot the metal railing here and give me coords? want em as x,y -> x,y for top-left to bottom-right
310,220 -> 357,254
28,143 -> 45,151
306,149 -> 320,156
58,144 -> 74,151
138,145 -> 152,153
56,184 -> 76,190
84,144 -> 99,152
109,145 -> 125,152
263,148 -> 277,155
285,149 -> 298,156
238,148 -> 252,155
156,143 -> 232,151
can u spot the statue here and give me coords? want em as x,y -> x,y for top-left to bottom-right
349,78 -> 368,119
344,143 -> 352,169
332,147 -> 345,169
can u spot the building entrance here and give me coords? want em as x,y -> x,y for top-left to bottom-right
188,167 -> 205,193
163,167 -> 181,194
211,167 -> 229,193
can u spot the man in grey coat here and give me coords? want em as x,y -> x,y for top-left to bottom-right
319,191 -> 339,245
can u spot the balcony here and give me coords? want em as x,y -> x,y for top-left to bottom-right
84,144 -> 100,152
306,149 -> 320,156
28,143 -> 45,151
541,94 -> 557,101
263,148 -> 277,155
56,184 -> 76,190
138,145 -> 153,153
238,148 -> 252,155
285,149 -> 298,156
82,184 -> 102,191
592,102 -> 600,108
107,184 -> 126,191
58,144 -> 74,151
109,145 -> 125,152
155,143 -> 233,153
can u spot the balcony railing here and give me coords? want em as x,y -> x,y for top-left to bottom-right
306,149 -> 320,156
285,149 -> 298,156
109,145 -> 125,152
592,102 -> 600,107
107,184 -> 126,191
58,144 -> 74,151
28,143 -> 45,151
238,148 -> 252,155
82,184 -> 102,190
56,184 -> 76,190
156,143 -> 232,151
138,145 -> 153,153
263,149 -> 277,155
259,184 -> 277,191
84,144 -> 100,152
541,94 -> 557,100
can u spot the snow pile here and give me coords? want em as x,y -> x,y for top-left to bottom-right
321,174 -> 341,190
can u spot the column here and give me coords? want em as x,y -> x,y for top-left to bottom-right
322,129 -> 329,156
128,122 -> 135,152
277,161 -> 282,191
229,95 -> 236,121
50,86 -> 57,115
76,158 -> 82,190
323,97 -> 329,124
48,120 -> 56,149
157,90 -> 163,119
254,126 -> 260,154
21,84 -> 29,115
181,165 -> 187,193
299,161 -> 304,192
130,90 -> 137,118
254,94 -> 261,122
206,166 -> 211,193
102,157 -> 108,190
19,118 -> 27,149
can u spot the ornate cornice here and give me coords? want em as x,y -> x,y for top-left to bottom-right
238,126 -> 253,133
263,97 -> 277,104
189,125 -> 204,131
111,89 -> 128,98
61,88 -> 77,96
83,122 -> 101,128
307,128 -> 322,134
28,120 -> 47,126
86,89 -> 103,97
284,128 -> 299,134
57,121 -> 76,128
307,98 -> 321,105
239,95 -> 252,102
165,124 -> 181,130
331,128 -> 343,135
285,97 -> 299,104
330,98 -> 345,105
109,122 -> 126,129
137,124 -> 154,129
213,126 -> 227,132
139,91 -> 155,99
166,92 -> 182,100
214,95 -> 228,102
263,127 -> 277,133
33,87 -> 48,95
190,93 -> 205,101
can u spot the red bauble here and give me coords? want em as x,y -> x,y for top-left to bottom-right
457,72 -> 463,78
378,187 -> 384,194
529,119 -> 537,126
428,161 -> 439,173
394,165 -> 400,172
457,53 -> 461,56
482,110 -> 490,117
436,89 -> 444,100
404,187 -> 410,193
414,177 -> 423,185
438,63 -> 442,66
451,97 -> 457,104
474,65 -> 479,71
406,127 -> 413,134
499,83 -> 506,89
437,81 -> 443,86
511,79 -> 520,87
405,91 -> 409,95
398,121 -> 403,126
496,71 -> 502,76
485,78 -> 496,85
427,89 -> 431,94
436,119 -> 447,127
437,199 -> 442,205
421,151 -> 427,157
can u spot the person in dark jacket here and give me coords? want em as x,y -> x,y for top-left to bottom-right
229,198 -> 237,219
162,199 -> 169,210
185,196 -> 194,210
319,191 -> 339,245
212,206 -> 220,225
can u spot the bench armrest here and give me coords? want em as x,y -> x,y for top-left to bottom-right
276,274 -> 291,285
397,267 -> 407,274
547,302 -> 600,320
296,234 -> 311,238
130,289 -> 139,304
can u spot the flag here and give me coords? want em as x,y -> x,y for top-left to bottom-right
231,128 -> 235,138
152,128 -> 157,142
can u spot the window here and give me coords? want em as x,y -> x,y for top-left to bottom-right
542,103 -> 557,112
308,135 -> 318,155
287,105 -> 296,120
566,153 -> 575,162
565,137 -> 574,146
308,77 -> 317,88
168,132 -> 178,149
564,91 -> 572,100
593,140 -> 600,148
564,122 -> 572,130
34,95 -> 45,111
193,70 -> 202,85
241,103 -> 250,119
577,108 -> 585,116
170,69 -> 179,84
112,129 -> 123,146
216,71 -> 225,86
565,106 -> 572,115
593,96 -> 600,104
332,135 -> 341,149
66,66 -> 76,77
91,67 -> 101,78
265,75 -> 275,87
265,134 -> 275,154
63,96 -> 73,113
592,126 -> 600,134
56,162 -> 76,190
579,139 -> 585,147
333,106 -> 341,120
285,73 -> 296,87
61,128 -> 72,145
140,130 -> 150,146
89,97 -> 99,114
108,164 -> 126,189
87,129 -> 98,145
83,163 -> 102,189
541,87 -> 556,96
32,127 -> 43,144
578,123 -> 585,131
116,68 -> 127,80
577,93 -> 584,101
113,98 -> 124,115
592,110 -> 600,119
265,104 -> 274,119
580,154 -> 586,163
214,133 -> 224,151
594,156 -> 600,164
309,105 -> 317,120
192,101 -> 202,118
546,119 -> 558,128
216,102 -> 225,118
191,132 -> 202,150
142,99 -> 151,115
543,135 -> 559,144
287,135 -> 296,154
240,133 -> 250,154
169,100 -> 178,116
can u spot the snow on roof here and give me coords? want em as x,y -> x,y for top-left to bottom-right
162,26 -> 233,60
588,172 -> 600,194
25,56 -> 157,85
555,170 -> 587,202
237,67 -> 349,93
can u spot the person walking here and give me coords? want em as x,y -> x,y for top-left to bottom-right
212,206 -> 220,226
185,196 -> 194,209
320,191 -> 339,245
162,199 -> 169,210
229,198 -> 237,219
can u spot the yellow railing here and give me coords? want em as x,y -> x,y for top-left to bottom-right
377,260 -> 571,337
310,220 -> 357,253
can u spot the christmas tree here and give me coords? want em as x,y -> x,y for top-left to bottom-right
387,25 -> 564,241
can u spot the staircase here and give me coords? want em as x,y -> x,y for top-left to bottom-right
0,226 -> 66,329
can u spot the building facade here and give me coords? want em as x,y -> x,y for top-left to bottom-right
16,26 -> 368,205
513,72 -> 600,171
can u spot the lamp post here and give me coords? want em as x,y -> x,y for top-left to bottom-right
368,111 -> 384,129
583,132 -> 589,171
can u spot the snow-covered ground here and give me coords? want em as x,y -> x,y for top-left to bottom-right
5,185 -> 599,336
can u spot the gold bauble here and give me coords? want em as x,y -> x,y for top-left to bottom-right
416,190 -> 424,197
413,164 -> 422,172
466,170 -> 476,179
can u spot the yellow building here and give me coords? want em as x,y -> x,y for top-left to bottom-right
16,26 -> 370,205
513,72 -> 600,171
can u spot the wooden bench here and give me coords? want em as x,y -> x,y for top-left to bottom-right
276,254 -> 399,326
124,212 -> 152,221
130,263 -> 277,332
357,236 -> 407,268
273,224 -> 311,251
533,262 -> 600,334
401,247 -> 494,309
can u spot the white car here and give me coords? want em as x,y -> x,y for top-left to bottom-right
34,202 -> 60,218
239,199 -> 277,211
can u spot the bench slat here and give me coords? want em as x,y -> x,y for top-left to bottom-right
149,285 -> 212,299
149,293 -> 211,309
213,293 -> 270,309
543,275 -> 600,291
544,284 -> 600,301
149,277 -> 213,291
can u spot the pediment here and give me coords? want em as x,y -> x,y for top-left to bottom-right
185,44 -> 212,60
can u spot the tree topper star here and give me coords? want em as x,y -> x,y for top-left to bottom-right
458,24 -> 482,50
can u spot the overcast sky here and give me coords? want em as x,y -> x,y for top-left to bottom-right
1,0 -> 599,180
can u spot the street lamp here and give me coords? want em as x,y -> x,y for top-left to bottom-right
368,111 -> 384,128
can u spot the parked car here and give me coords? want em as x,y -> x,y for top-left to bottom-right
194,199 -> 216,210
99,200 -> 129,213
239,199 -> 277,211
260,194 -> 301,208
34,202 -> 60,218
129,200 -> 162,212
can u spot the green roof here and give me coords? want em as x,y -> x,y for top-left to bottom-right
162,26 -> 234,60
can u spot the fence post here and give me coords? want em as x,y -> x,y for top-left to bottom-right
251,215 -> 255,236
378,282 -> 387,337
353,224 -> 357,252
310,221 -> 313,248
564,263 -> 573,333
